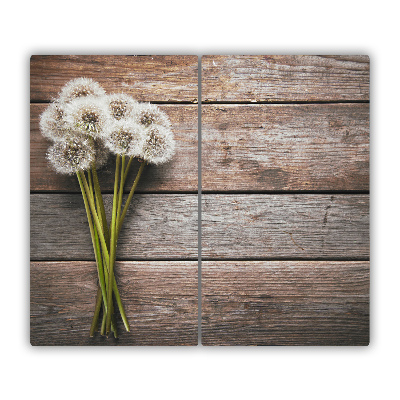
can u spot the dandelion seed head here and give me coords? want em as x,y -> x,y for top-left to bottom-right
58,78 -> 106,103
39,102 -> 70,141
65,97 -> 109,139
105,93 -> 138,120
132,103 -> 171,128
47,137 -> 95,175
140,124 -> 175,165
104,120 -> 145,157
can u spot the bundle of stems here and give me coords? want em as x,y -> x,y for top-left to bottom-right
78,158 -> 145,337
40,78 -> 175,337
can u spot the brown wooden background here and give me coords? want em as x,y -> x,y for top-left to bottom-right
30,56 -> 198,345
31,55 -> 369,346
201,55 -> 369,345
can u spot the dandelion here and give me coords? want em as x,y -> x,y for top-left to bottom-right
132,102 -> 171,128
104,120 -> 145,157
39,102 -> 71,141
59,77 -> 106,103
104,93 -> 138,120
47,137 -> 95,175
65,97 -> 109,138
140,124 -> 175,165
39,77 -> 177,338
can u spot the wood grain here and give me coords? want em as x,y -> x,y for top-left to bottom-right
202,55 -> 369,102
31,194 -> 197,260
30,55 -> 370,346
30,55 -> 198,102
31,261 -> 197,345
30,104 -> 198,192
202,261 -> 369,345
202,104 -> 369,191
202,194 -> 369,259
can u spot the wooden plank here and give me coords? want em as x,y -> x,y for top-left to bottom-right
30,104 -> 198,192
202,194 -> 369,259
202,261 -> 369,345
202,55 -> 369,102
31,261 -> 198,345
30,55 -> 198,102
31,194 -> 197,260
202,104 -> 369,191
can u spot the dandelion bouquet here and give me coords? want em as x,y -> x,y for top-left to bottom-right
40,78 -> 175,337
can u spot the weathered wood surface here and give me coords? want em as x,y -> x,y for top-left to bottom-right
202,261 -> 369,345
31,261 -> 198,345
30,104 -> 198,192
202,55 -> 369,102
30,55 -> 199,346
202,194 -> 369,259
31,55 -> 198,102
202,104 -> 369,191
31,194 -> 197,260
199,55 -> 369,346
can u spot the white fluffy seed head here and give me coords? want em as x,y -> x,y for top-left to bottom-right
104,93 -> 138,120
47,137 -> 95,175
58,78 -> 106,103
104,120 -> 145,157
64,97 -> 110,139
39,102 -> 70,141
140,124 -> 175,165
132,102 -> 171,128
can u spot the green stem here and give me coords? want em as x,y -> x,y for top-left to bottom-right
78,172 -> 118,335
77,171 -> 108,335
117,161 -> 146,237
79,170 -> 130,332
90,287 -> 103,337
112,277 -> 129,331
91,164 -> 110,249
116,155 -> 126,225
93,223 -> 109,311
106,155 -> 120,333
100,239 -> 128,334
111,314 -> 118,339
89,170 -> 104,245
115,155 -> 133,243
123,155 -> 134,184
88,170 -> 113,332
79,171 -> 109,263
101,307 -> 106,336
